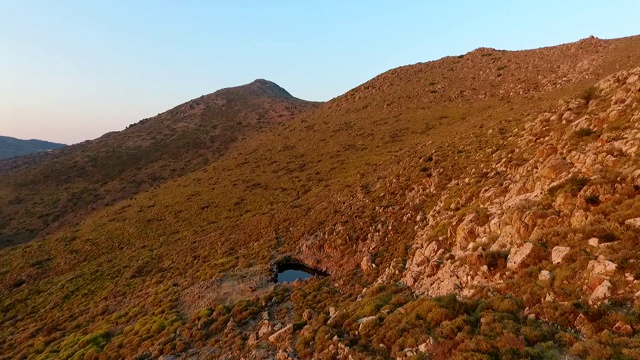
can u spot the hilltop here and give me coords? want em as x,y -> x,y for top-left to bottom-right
2,35 -> 640,359
0,79 -> 320,248
0,135 -> 65,160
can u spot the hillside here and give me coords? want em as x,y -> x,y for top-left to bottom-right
0,135 -> 65,160
2,35 -> 640,359
0,79 -> 320,248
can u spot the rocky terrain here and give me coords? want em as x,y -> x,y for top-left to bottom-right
3,35 -> 640,359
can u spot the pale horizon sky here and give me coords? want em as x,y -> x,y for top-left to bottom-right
1,1 -> 639,145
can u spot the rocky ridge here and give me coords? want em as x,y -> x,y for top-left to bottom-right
397,67 -> 640,304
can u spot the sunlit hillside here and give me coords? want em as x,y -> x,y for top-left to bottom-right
3,35 -> 640,359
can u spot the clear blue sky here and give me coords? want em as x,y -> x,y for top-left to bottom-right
1,1 -> 639,144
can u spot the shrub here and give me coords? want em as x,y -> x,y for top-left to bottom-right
575,128 -> 595,137
585,195 -> 601,206
579,86 -> 599,104
484,250 -> 509,272
549,176 -> 590,196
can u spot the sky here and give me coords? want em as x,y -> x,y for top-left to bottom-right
1,1 -> 639,145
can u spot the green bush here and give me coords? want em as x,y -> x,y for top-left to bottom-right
575,128 -> 596,137
585,194 -> 601,206
579,86 -> 599,104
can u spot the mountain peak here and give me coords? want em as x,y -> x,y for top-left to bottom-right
246,78 -> 294,99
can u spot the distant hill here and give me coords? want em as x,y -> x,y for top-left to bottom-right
0,135 -> 65,159
0,79 -> 320,247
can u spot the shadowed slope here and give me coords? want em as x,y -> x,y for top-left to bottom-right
0,136 -> 65,160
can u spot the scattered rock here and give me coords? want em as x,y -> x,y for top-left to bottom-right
418,337 -> 435,353
589,279 -> 612,304
490,225 -> 520,251
587,256 -> 617,277
588,238 -> 599,247
455,213 -> 479,250
258,320 -> 272,338
625,217 -> 640,228
562,111 -> 577,121
276,349 -> 296,360
329,307 -> 337,318
268,324 -> 293,345
247,333 -> 258,346
360,254 -> 376,273
538,270 -> 553,281
507,242 -> 535,270
224,319 -> 237,335
613,321 -> 634,336
575,314 -> 593,336
551,246 -> 571,264
303,309 -> 314,321
357,316 -> 377,332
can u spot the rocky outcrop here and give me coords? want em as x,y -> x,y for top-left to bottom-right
398,67 -> 640,302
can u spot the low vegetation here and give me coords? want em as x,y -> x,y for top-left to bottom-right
2,35 -> 640,359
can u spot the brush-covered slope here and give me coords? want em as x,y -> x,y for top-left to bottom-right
3,35 -> 640,359
0,79 -> 320,248
0,135 -> 65,160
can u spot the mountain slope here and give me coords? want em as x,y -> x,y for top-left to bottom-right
0,135 -> 65,160
0,79 -> 320,248
2,35 -> 640,359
